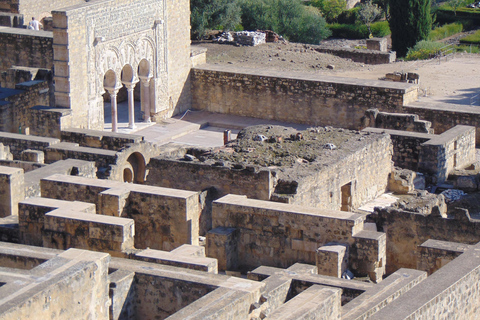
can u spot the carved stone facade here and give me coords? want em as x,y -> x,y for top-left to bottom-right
52,0 -> 191,130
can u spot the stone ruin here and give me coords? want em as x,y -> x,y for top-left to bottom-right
0,0 -> 480,316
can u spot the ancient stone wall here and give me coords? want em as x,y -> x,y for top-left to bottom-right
191,66 -> 418,130
0,249 -> 110,320
405,103 -> 480,145
418,125 -> 475,184
0,131 -> 59,159
28,106 -> 72,138
287,133 -> 392,210
371,196 -> 480,274
40,174 -> 201,250
416,239 -> 470,275
0,81 -> 52,135
0,28 -> 52,72
370,242 -> 480,320
146,158 -> 273,201
313,47 -> 396,64
61,128 -> 144,151
209,194 -> 373,272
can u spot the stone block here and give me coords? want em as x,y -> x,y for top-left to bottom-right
206,227 -> 238,271
366,37 -> 388,52
20,149 -> 44,163
134,248 -> 218,273
352,230 -> 386,283
0,166 -> 24,217
316,243 -> 348,278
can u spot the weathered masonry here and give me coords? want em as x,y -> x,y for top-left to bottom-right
191,65 -> 418,130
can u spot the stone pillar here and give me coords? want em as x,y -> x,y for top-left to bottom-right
123,80 -> 139,129
139,76 -> 152,123
105,86 -> 121,132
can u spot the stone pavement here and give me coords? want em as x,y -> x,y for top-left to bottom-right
104,101 -> 310,148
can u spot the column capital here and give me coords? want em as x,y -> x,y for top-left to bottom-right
139,75 -> 152,87
104,85 -> 122,96
122,79 -> 139,90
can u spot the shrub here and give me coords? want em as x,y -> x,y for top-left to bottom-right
433,7 -> 480,29
405,40 -> 444,60
241,0 -> 331,44
191,0 -> 242,39
328,21 -> 390,39
370,21 -> 391,37
455,44 -> 480,52
429,22 -> 463,40
337,7 -> 360,24
308,0 -> 347,22
460,29 -> 480,44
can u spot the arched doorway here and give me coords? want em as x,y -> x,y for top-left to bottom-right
126,152 -> 147,184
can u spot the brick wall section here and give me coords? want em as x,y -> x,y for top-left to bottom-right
313,47 -> 396,64
210,194 -> 366,270
0,28 -> 52,72
191,66 -> 418,129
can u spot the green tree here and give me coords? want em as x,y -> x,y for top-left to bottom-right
448,0 -> 470,15
388,0 -> 432,57
191,0 -> 242,39
359,1 -> 382,36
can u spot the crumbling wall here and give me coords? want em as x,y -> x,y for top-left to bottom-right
191,66 -> 418,130
370,191 -> 480,274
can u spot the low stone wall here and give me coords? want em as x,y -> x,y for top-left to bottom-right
191,66 -> 418,130
369,242 -> 480,320
0,81 -> 52,135
146,158 -> 273,201
313,47 -> 396,65
370,193 -> 480,274
208,194 -> 386,280
61,128 -> 144,151
362,109 -> 432,133
416,239 -> 470,275
40,174 -> 201,250
364,125 -> 476,183
0,128 -> 59,160
0,27 -> 53,72
43,208 -> 135,256
418,125 -> 476,184
28,106 -> 72,139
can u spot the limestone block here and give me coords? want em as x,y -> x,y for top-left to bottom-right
352,230 -> 386,283
0,166 -> 24,217
20,149 -> 44,163
206,227 -> 238,271
316,244 -> 348,278
366,38 -> 387,52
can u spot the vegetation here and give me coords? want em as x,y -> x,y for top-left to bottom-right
389,0 -> 433,57
460,29 -> 480,44
308,0 -> 347,22
358,1 -> 383,36
428,22 -> 463,40
240,0 -> 331,44
191,0 -> 242,39
329,21 -> 390,39
405,40 -> 443,60
455,44 -> 480,52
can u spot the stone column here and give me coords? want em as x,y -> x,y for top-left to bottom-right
105,86 -> 120,132
123,80 -> 139,129
139,76 -> 152,123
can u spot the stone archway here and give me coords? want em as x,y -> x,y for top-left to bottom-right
127,152 -> 147,184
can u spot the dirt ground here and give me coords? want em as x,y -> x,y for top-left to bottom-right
193,39 -> 480,104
